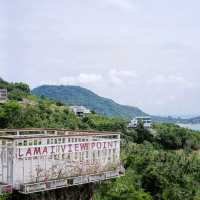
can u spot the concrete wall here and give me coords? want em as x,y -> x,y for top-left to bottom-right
12,184 -> 95,200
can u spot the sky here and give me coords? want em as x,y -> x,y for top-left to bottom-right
0,0 -> 200,116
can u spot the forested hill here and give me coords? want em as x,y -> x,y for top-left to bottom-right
0,78 -> 126,131
188,116 -> 200,124
33,85 -> 200,124
32,85 -> 147,119
2,79 -> 200,199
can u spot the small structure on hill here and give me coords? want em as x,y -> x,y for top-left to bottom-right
128,116 -> 152,129
0,128 -> 124,194
69,106 -> 91,117
19,98 -> 35,106
0,89 -> 7,104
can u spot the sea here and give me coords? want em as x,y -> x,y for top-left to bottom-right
178,124 -> 200,131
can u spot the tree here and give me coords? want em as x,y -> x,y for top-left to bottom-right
135,121 -> 153,143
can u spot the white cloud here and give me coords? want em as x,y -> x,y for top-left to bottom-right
42,69 -> 138,87
59,73 -> 103,85
117,69 -> 137,78
169,95 -> 176,101
109,70 -> 123,85
108,69 -> 138,85
98,0 -> 134,10
107,0 -> 133,9
2,0 -> 200,115
148,74 -> 196,89
41,73 -> 103,86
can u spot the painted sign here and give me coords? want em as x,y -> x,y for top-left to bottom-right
16,140 -> 119,159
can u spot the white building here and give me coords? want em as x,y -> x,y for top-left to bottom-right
128,116 -> 152,129
0,89 -> 7,103
0,128 -> 124,194
69,106 -> 91,117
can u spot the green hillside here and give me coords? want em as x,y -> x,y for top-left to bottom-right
32,85 -> 145,118
2,79 -> 200,199
33,85 -> 200,124
32,85 -> 146,119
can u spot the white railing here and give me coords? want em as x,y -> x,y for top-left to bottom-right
19,166 -> 125,194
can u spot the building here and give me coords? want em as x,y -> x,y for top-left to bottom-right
69,106 -> 91,117
19,98 -> 35,106
128,116 -> 152,129
0,128 -> 124,194
0,89 -> 7,103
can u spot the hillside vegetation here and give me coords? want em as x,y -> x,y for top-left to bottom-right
32,85 -> 200,124
1,79 -> 200,200
32,85 -> 146,119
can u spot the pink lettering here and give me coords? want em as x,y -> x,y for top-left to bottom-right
103,142 -> 107,149
26,148 -> 32,157
34,147 -> 41,156
51,146 -> 55,154
42,147 -> 48,155
61,145 -> 66,153
80,143 -> 89,151
97,142 -> 102,149
18,148 -> 23,158
56,146 -> 60,153
108,142 -> 113,148
68,144 -> 72,152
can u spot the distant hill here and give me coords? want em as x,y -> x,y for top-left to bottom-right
32,85 -> 200,123
188,116 -> 200,124
32,85 -> 147,119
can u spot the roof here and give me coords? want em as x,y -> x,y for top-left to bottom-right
0,88 -> 7,92
135,116 -> 151,119
0,128 -> 120,140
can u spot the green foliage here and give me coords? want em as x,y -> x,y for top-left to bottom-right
32,85 -> 146,119
0,193 -> 10,200
120,142 -> 200,200
154,123 -> 200,150
0,101 -> 21,128
82,114 -> 126,132
2,80 -> 200,200
134,121 -> 154,143
96,122 -> 200,200
32,85 -> 200,124
0,78 -> 30,101
94,170 -> 152,200
0,100 -> 81,129
0,99 -> 128,131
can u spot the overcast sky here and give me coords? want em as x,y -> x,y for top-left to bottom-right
0,0 -> 200,116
